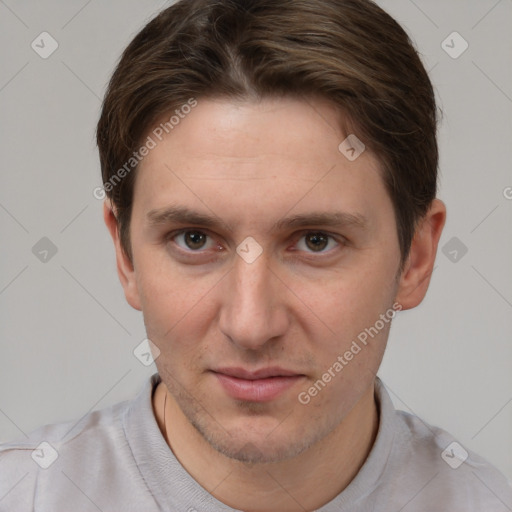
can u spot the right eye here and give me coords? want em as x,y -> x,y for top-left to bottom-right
169,230 -> 217,252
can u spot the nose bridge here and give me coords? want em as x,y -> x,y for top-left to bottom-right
235,253 -> 272,309
219,251 -> 287,350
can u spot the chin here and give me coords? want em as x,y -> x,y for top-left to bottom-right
203,430 -> 312,464
189,412 -> 326,464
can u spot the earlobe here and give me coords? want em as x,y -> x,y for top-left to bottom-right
103,200 -> 142,311
395,199 -> 447,310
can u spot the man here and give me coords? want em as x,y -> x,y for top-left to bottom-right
1,0 -> 511,510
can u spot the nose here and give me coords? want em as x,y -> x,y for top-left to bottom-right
218,250 -> 290,351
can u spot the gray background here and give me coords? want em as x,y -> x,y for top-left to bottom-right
0,0 -> 511,481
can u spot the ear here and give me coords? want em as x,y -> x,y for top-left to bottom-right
103,200 -> 142,311
395,199 -> 446,310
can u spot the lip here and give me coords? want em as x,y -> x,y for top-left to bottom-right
213,366 -> 302,380
212,367 -> 305,402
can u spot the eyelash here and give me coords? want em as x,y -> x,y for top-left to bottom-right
164,229 -> 345,258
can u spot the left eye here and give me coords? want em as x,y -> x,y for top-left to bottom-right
173,230 -> 216,251
296,232 -> 338,253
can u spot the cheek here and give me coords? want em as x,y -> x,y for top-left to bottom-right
134,243 -> 183,309
300,321 -> 390,415
134,253 -> 220,357
300,266 -> 397,337
291,262 -> 398,385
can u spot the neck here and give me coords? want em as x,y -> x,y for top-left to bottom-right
153,381 -> 379,512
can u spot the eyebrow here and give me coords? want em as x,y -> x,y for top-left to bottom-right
146,205 -> 368,233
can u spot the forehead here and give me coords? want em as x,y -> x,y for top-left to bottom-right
132,97 -> 391,231
142,97 -> 364,169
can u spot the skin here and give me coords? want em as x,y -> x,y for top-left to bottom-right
104,96 -> 446,511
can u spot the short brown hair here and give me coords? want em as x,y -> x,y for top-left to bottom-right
97,0 -> 440,269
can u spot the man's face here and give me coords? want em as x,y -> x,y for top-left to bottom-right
126,97 -> 403,462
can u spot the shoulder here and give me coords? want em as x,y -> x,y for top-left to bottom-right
389,402 -> 512,510
0,393 -> 130,456
0,377 -> 159,511
0,399 -> 124,507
